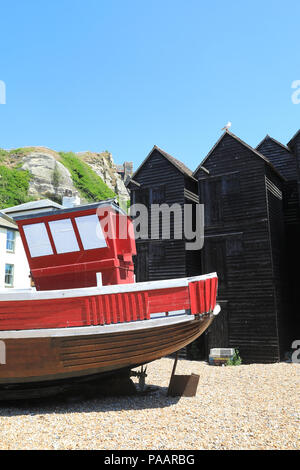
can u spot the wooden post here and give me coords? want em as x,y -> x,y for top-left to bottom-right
167,351 -> 178,396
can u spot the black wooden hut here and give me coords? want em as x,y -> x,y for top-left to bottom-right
193,130 -> 289,363
128,130 -> 300,364
128,145 -> 201,284
256,134 -> 300,354
287,129 -> 300,204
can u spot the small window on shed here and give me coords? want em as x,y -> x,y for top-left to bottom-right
150,185 -> 166,204
222,174 -> 240,197
203,238 -> 227,293
133,188 -> 150,207
226,234 -> 243,256
23,223 -> 53,258
75,214 -> 107,250
150,243 -> 166,261
201,179 -> 223,226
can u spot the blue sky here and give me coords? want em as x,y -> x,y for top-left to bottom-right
0,0 -> 300,171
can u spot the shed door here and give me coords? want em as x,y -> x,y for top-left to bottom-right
205,300 -> 229,352
202,238 -> 229,354
135,243 -> 149,282
203,237 -> 227,296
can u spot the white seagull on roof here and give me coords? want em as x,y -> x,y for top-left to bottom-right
222,121 -> 232,131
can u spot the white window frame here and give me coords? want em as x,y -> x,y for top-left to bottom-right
6,229 -> 16,253
5,264 -> 14,287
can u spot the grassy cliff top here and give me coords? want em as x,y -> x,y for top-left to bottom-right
0,147 -> 116,208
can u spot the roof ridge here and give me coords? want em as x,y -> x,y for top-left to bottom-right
287,129 -> 300,147
256,135 -> 292,153
153,145 -> 194,177
193,130 -> 285,181
131,145 -> 196,182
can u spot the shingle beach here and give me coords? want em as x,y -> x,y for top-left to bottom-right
0,358 -> 298,450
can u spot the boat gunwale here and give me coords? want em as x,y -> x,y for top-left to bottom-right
0,272 -> 217,302
0,313 -> 212,339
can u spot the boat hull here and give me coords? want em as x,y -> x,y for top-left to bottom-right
0,314 -> 213,388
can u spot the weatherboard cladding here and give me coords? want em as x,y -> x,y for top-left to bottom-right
265,165 -> 293,354
286,132 -> 300,338
257,136 -> 297,181
288,131 -> 300,181
258,134 -> 300,347
130,131 -> 299,363
287,129 -> 300,149
132,145 -> 195,181
288,133 -> 300,207
195,131 -> 287,363
130,147 -> 200,283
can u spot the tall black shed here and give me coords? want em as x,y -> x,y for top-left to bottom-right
193,130 -> 289,363
128,145 -> 201,283
257,133 -> 300,353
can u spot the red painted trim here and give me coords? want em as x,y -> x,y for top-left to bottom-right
32,258 -> 120,277
0,277 -> 218,331
16,205 -> 137,290
70,217 -> 84,252
44,222 -> 57,255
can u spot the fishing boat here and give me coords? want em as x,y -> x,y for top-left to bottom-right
0,200 -> 219,397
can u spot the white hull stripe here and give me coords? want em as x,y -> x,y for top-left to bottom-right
0,314 -> 200,339
0,273 -> 217,302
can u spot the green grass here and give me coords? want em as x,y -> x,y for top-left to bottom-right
226,349 -> 242,366
59,151 -> 115,202
0,149 -> 9,163
0,147 -> 37,165
8,147 -> 36,156
0,148 -> 117,209
0,166 -> 34,208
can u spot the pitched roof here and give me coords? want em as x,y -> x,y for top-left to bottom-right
256,135 -> 292,153
193,130 -> 285,180
131,145 -> 197,182
0,215 -> 18,230
154,146 -> 194,177
255,134 -> 297,181
196,166 -> 210,176
1,199 -> 64,215
287,129 -> 300,148
127,179 -> 141,188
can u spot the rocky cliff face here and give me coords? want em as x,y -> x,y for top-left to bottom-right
4,146 -> 129,204
77,150 -> 129,201
21,149 -> 78,201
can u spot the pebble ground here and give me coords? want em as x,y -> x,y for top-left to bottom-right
0,358 -> 299,450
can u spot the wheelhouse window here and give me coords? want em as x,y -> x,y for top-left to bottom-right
5,264 -> 14,287
75,215 -> 107,250
6,229 -> 16,252
49,219 -> 79,254
23,223 -> 53,258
